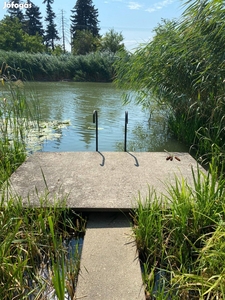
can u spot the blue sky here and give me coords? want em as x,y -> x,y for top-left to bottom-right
1,0 -> 185,51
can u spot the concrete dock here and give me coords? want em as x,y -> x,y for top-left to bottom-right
8,152 -> 202,209
7,151 -> 204,299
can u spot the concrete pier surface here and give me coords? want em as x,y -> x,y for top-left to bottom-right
8,152 -> 204,210
76,212 -> 145,300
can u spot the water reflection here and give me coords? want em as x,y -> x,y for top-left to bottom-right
22,82 -> 188,152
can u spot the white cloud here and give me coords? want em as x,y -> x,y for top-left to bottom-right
128,2 -> 142,10
145,7 -> 156,13
146,0 -> 175,13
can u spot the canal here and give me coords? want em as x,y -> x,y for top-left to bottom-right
19,81 -> 188,152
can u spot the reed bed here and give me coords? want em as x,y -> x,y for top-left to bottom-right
132,161 -> 225,299
0,195 -> 86,300
0,51 -> 116,82
0,70 -> 34,185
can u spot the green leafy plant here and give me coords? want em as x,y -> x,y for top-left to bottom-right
133,159 -> 225,299
0,195 -> 86,300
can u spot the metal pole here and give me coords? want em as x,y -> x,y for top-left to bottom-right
93,110 -> 98,151
124,111 -> 128,152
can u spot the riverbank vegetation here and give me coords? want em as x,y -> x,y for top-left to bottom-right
0,63 -> 61,183
0,195 -> 86,299
0,0 -> 125,82
114,0 -> 225,170
0,75 -> 34,186
133,160 -> 225,299
0,51 -> 116,82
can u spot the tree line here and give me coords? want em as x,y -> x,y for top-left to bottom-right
0,0 -> 125,54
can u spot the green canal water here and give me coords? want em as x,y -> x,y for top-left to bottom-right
17,81 -> 188,152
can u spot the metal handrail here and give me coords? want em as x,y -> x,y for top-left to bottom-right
93,110 -> 98,151
124,111 -> 128,152
93,110 -> 129,152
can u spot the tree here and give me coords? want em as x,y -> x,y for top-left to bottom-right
70,0 -> 100,40
0,16 -> 24,51
100,29 -> 125,53
0,16 -> 44,52
22,33 -> 45,52
24,0 -> 44,37
72,30 -> 99,55
43,0 -> 59,51
7,0 -> 24,22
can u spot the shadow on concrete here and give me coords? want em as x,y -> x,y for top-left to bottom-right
127,152 -> 139,167
97,151 -> 105,166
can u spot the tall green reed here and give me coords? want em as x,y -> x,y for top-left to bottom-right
48,215 -> 66,300
133,159 -> 225,299
0,63 -> 42,185
114,1 -> 225,170
0,195 -> 86,300
0,50 -> 116,82
174,221 -> 225,299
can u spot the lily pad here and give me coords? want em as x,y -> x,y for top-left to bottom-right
0,118 -> 71,154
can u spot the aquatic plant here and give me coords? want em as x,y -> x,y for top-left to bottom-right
0,194 -> 86,300
133,160 -> 225,298
0,65 -> 34,185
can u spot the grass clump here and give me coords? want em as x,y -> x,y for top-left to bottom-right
0,196 -> 86,300
133,161 -> 225,299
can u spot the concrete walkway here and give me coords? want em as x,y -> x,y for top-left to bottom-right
8,152 -> 203,209
76,212 -> 145,300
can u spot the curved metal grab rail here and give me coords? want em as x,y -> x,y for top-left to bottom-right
124,111 -> 128,152
93,110 -> 98,151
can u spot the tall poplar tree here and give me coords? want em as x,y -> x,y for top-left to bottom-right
25,0 -> 44,37
43,0 -> 59,51
70,0 -> 100,39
